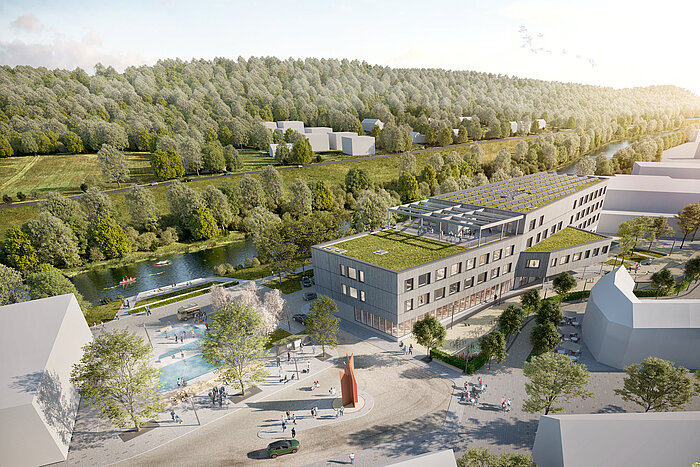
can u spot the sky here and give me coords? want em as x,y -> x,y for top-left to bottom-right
1,0 -> 699,94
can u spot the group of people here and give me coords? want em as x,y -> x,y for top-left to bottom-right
193,310 -> 207,324
281,412 -> 297,437
208,385 -> 229,407
399,341 -> 413,355
175,377 -> 187,387
461,377 -> 512,412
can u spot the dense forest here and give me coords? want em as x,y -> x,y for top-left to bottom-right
1,57 -> 699,159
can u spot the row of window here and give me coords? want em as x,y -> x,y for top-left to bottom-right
528,214 -> 546,231
403,263 -> 512,311
524,245 -> 609,269
571,201 -> 602,224
577,213 -> 600,230
340,284 -> 366,301
526,222 -> 563,248
403,246 -> 515,292
356,280 -> 512,338
573,186 -> 606,210
339,264 -> 365,282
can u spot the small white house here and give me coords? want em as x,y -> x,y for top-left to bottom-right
361,118 -> 384,133
276,121 -> 305,134
328,132 -> 357,150
341,135 -> 375,156
509,121 -> 518,135
459,116 -> 473,122
452,129 -> 459,137
261,121 -> 277,131
536,118 -> 546,130
305,133 -> 330,152
409,132 -> 426,144
268,143 -> 293,158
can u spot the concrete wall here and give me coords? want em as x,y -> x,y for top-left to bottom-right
276,121 -> 305,133
328,132 -> 357,150
305,132 -> 330,152
341,135 -> 375,156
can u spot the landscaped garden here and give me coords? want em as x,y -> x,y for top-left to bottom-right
263,269 -> 315,294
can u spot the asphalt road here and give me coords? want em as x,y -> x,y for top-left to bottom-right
0,130 -> 575,210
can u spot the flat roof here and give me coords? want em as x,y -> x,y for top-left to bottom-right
606,174 -> 700,193
433,172 -> 603,213
526,227 -> 606,252
327,229 -> 468,271
0,294 -> 77,409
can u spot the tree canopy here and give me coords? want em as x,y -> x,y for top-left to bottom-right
523,352 -> 593,415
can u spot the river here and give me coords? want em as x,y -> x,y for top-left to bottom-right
71,237 -> 258,305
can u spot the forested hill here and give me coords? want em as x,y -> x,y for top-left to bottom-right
1,57 -> 699,156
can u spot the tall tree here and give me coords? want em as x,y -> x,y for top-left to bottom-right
398,171 -> 420,202
97,144 -> 130,188
650,269 -> 675,297
523,352 -> 593,415
645,216 -> 673,250
80,187 -> 115,224
344,168 -> 372,194
530,322 -> 560,354
497,304 -> 526,341
552,272 -> 577,297
684,257 -> 700,283
28,212 -> 81,268
90,217 -> 132,258
124,186 -> 160,231
398,153 -> 417,176
615,220 -> 637,265
521,289 -> 541,314
237,175 -> 265,213
0,134 -> 14,157
479,330 -> 507,370
200,302 -> 268,396
0,264 -> 28,305
306,295 -> 340,356
309,180 -> 335,211
290,138 -> 313,164
188,206 -> 221,240
202,185 -> 233,231
412,314 -> 446,358
201,141 -> 226,173
614,357 -> 699,412
151,149 -> 185,180
223,145 -> 243,172
180,137 -> 204,175
260,165 -> 285,210
3,226 -> 39,272
70,330 -> 162,431
287,178 -> 313,216
353,189 -> 391,231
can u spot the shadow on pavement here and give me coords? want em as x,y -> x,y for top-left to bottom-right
246,448 -> 270,460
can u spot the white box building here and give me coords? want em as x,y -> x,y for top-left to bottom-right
0,294 -> 93,466
304,132 -> 330,152
582,267 -> 700,370
329,132 -> 357,150
276,121 -> 305,133
409,132 -> 425,144
341,135 -> 375,156
261,121 -> 277,131
268,143 -> 293,158
361,118 -> 384,133
304,127 -> 333,134
631,161 -> 700,180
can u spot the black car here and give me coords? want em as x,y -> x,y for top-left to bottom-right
182,178 -> 194,182
293,313 -> 307,325
301,276 -> 312,287
303,292 -> 317,301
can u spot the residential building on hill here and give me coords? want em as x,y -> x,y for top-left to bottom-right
312,172 -> 611,339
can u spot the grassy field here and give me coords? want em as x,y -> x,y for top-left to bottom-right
263,269 -> 315,294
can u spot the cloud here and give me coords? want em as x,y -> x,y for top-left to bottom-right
10,13 -> 43,33
0,38 -> 150,72
82,30 -> 102,47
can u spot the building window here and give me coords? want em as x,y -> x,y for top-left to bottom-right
526,259 -> 540,268
340,264 -> 346,276
349,287 -> 358,299
529,219 -> 536,230
466,258 -> 476,269
504,245 -> 514,257
505,263 -> 512,273
573,200 -> 577,209
450,262 -> 462,275
570,215 -> 574,224
602,245 -> 609,254
491,267 -> 500,278
404,278 -> 414,292
477,272 -> 487,284
404,299 -> 413,312
551,257 -> 558,267
360,290 -> 366,302
417,293 -> 430,307
479,254 -> 489,266
418,272 -> 430,287
558,221 -> 563,230
561,255 -> 570,264
435,287 -> 445,300
449,282 -> 460,295
464,277 -> 474,289
526,238 -> 533,248
348,267 -> 357,280
573,252 -> 582,261
584,250 -> 591,259
341,284 -> 347,295
358,270 -> 365,282
536,232 -> 541,243
593,248 -> 601,257
539,215 -> 544,226
493,249 -> 502,261
436,267 -> 446,281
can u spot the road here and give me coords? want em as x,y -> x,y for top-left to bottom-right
0,130 -> 574,210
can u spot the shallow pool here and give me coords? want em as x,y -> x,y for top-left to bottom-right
159,340 -> 201,359
160,354 -> 214,390
157,324 -> 205,338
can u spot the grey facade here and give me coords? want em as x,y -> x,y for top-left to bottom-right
341,135 -> 375,156
312,173 -> 610,339
328,131 -> 357,150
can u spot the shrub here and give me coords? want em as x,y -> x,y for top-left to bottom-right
244,257 -> 253,268
316,154 -> 323,163
252,256 -> 261,267
80,182 -> 89,192
16,191 -> 26,201
3,194 -> 12,204
430,348 -> 466,370
29,189 -> 40,199
466,354 -> 487,374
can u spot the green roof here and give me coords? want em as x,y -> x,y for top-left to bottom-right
330,230 -> 467,270
526,227 -> 605,252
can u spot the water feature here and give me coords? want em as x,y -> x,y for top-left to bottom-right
160,354 -> 213,390
71,236 -> 258,305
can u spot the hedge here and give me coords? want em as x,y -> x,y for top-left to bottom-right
466,354 -> 487,374
129,281 -> 239,314
430,348 -> 466,370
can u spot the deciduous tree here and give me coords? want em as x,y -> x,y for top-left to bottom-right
412,314 -> 446,358
552,272 -> 577,297
497,304 -> 526,341
287,178 -> 313,216
28,212 -> 81,268
124,186 -> 160,231
151,149 -> 185,180
0,264 -> 28,305
530,321 -> 560,354
479,330 -> 507,369
650,268 -> 675,297
344,168 -> 372,194
398,171 -> 420,202
188,206 -> 221,240
523,352 -> 593,415
3,226 -> 39,272
97,144 -> 130,187
306,296 -> 340,356
90,217 -> 132,258
260,165 -> 285,210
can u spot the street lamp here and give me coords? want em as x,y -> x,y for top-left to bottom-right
189,397 -> 201,425
143,323 -> 153,349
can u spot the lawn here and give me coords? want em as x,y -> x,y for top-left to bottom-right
128,281 -> 238,314
526,227 -> 605,252
332,229 -> 468,270
224,258 -> 312,281
263,269 -> 315,294
0,152 -> 156,198
134,281 -> 225,307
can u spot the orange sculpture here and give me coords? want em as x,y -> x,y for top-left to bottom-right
339,353 -> 359,407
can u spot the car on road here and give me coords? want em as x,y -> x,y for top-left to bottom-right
148,182 -> 158,186
293,313 -> 307,325
303,292 -> 317,301
182,178 -> 194,182
301,276 -> 312,287
296,164 -> 303,168
267,439 -> 300,458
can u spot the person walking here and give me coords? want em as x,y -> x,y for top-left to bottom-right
306,360 -> 310,373
291,427 -> 296,438
282,420 -> 286,432
349,453 -> 355,464
408,344 -> 413,355
276,356 -> 281,367
292,413 -> 296,425
287,351 -> 291,362
170,409 -> 175,421
175,414 -> 182,424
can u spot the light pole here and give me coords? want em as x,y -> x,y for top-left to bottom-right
293,354 -> 300,380
189,397 -> 201,425
143,323 -> 153,349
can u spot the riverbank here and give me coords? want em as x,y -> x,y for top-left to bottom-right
63,232 -> 247,277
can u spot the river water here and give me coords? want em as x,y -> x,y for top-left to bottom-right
72,237 -> 258,305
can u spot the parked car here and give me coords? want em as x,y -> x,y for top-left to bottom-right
301,276 -> 312,287
267,439 -> 300,458
182,178 -> 193,182
641,259 -> 653,266
148,182 -> 158,186
303,292 -> 317,301
177,304 -> 200,321
296,164 -> 303,168
293,313 -> 307,325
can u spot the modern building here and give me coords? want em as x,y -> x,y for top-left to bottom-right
312,172 -> 611,339
261,121 -> 277,131
341,135 -> 375,156
329,131 -> 357,150
268,143 -> 293,158
532,411 -> 700,467
0,294 -> 93,467
631,160 -> 700,180
305,132 -> 330,152
276,120 -> 305,133
380,449 -> 458,467
582,266 -> 700,370
361,118 -> 384,133
305,127 -> 333,134
409,131 -> 426,144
